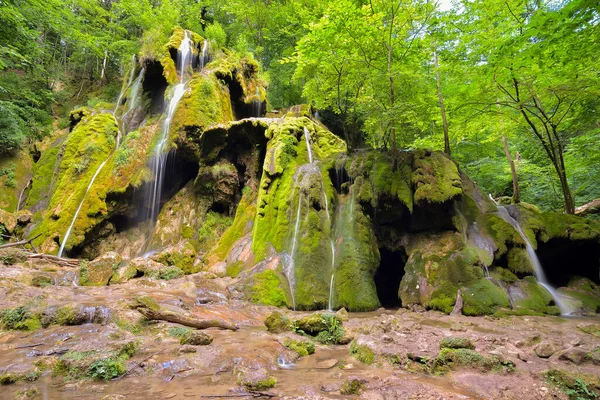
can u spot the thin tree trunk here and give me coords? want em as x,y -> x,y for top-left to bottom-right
433,48 -> 450,156
101,49 -> 108,80
502,136 -> 520,203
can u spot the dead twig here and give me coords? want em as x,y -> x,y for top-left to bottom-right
14,343 -> 44,349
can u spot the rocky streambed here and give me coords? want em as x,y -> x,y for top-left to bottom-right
0,259 -> 599,400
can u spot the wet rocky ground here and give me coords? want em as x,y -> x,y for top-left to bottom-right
1,259 -> 599,400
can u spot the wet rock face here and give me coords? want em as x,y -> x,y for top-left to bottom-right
83,252 -> 123,286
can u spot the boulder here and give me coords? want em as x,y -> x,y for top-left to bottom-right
82,252 -> 122,285
179,331 -> 213,346
534,342 -> 557,358
264,311 -> 291,333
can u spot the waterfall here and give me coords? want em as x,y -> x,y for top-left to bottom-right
321,180 -> 336,311
496,206 -> 574,315
141,32 -> 194,253
303,127 -> 314,164
121,67 -> 146,137
113,55 -> 137,115
58,159 -> 109,257
285,192 -> 303,311
58,56 -> 140,257
253,87 -> 262,117
199,40 -> 209,70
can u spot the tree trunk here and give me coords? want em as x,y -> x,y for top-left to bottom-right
100,49 -> 108,81
502,136 -> 520,203
433,48 -> 450,156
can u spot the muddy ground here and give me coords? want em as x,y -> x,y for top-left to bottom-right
0,260 -> 599,400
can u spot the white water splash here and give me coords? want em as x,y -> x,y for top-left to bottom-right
496,206 -> 575,315
120,67 -> 146,137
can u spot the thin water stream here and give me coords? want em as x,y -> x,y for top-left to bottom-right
496,206 -> 574,315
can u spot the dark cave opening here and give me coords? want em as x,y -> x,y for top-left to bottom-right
537,238 -> 600,287
142,60 -> 168,114
329,166 -> 351,194
374,248 -> 407,308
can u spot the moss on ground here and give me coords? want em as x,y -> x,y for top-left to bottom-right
349,340 -> 375,364
431,348 -> 514,375
544,369 -> 600,399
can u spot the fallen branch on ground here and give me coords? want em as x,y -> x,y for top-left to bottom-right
132,296 -> 238,331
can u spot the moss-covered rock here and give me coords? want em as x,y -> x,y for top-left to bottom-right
440,337 -> 475,350
431,348 -> 514,374
29,113 -> 118,253
152,242 -> 198,274
264,311 -> 291,333
283,337 -> 315,357
412,150 -> 462,205
81,252 -> 122,286
462,278 -> 510,316
180,331 -> 213,346
508,276 -> 560,315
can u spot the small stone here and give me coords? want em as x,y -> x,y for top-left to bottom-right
534,342 -> 556,358
558,348 -> 587,365
321,383 -> 341,392
316,359 -> 338,369
382,335 -> 393,344
178,345 -> 197,354
180,331 -> 213,346
517,352 -> 528,362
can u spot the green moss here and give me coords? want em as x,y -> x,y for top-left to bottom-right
225,261 -> 244,278
154,242 -> 198,274
513,276 -> 560,315
249,270 -> 290,307
578,324 -> 600,337
440,337 -> 475,350
212,195 -> 256,261
544,369 -> 600,400
197,211 -> 234,252
54,305 -> 85,325
264,311 -> 291,333
87,357 -> 126,381
462,278 -> 510,316
349,340 -> 375,364
168,326 -> 193,338
133,295 -> 161,312
0,373 -> 18,385
539,212 -> 600,242
340,378 -> 365,395
283,338 -> 315,357
30,113 -> 118,253
506,247 -> 534,275
243,376 -> 276,391
170,74 -> 234,157
0,306 -> 41,331
0,149 -> 34,212
431,348 -> 514,375
412,150 -> 462,204
491,267 -> 518,284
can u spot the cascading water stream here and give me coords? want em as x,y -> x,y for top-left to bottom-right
286,192 -> 302,311
58,56 -> 139,257
253,87 -> 262,117
303,127 -> 314,164
496,206 -> 574,315
113,55 -> 137,116
141,31 -> 194,254
199,40 -> 209,70
120,67 -> 146,137
57,159 -> 109,257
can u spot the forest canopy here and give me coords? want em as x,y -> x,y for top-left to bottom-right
0,0 -> 598,214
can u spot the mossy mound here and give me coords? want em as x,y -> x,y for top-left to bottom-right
29,112 -> 118,253
0,148 -> 34,212
431,348 -> 514,374
412,150 -> 462,205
